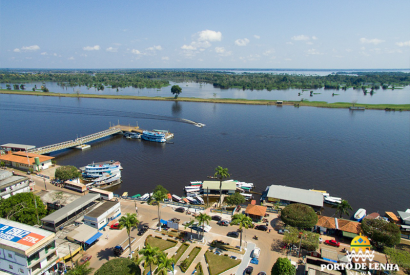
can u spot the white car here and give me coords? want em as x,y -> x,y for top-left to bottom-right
251,248 -> 260,259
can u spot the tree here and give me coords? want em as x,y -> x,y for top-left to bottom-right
171,85 -> 182,98
361,219 -> 401,248
0,193 -> 46,225
118,213 -> 139,257
225,192 -> 246,207
156,252 -> 175,275
214,166 -> 230,207
271,258 -> 296,275
333,200 -> 353,218
153,185 -> 168,195
280,203 -> 318,229
151,190 -> 168,227
184,219 -> 196,240
0,161 -> 5,167
66,261 -> 93,275
54,165 -> 81,181
282,226 -> 320,252
138,243 -> 160,275
230,213 -> 253,251
195,213 -> 211,240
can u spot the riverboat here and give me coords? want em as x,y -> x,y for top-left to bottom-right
194,195 -> 204,204
240,193 -> 253,200
125,132 -> 141,139
185,186 -> 201,193
81,161 -> 122,178
86,171 -> 121,189
186,196 -> 198,204
172,194 -> 182,203
141,131 -> 166,143
190,181 -> 202,186
354,208 -> 367,222
140,193 -> 150,201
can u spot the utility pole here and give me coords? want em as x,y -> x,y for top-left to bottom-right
33,194 -> 40,225
43,178 -> 47,190
298,232 -> 304,258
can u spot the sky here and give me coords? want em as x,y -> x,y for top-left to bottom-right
1,1 -> 410,69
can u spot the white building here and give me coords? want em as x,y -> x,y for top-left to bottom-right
0,152 -> 54,172
83,201 -> 121,230
0,170 -> 31,199
0,218 -> 59,275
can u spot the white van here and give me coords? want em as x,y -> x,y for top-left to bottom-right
251,248 -> 260,259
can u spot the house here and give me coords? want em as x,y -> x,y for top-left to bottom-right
315,215 -> 361,239
1,143 -> 36,152
385,211 -> 400,224
0,218 -> 59,275
0,170 -> 31,199
245,204 -> 267,222
0,151 -> 54,171
265,185 -> 323,210
202,181 -> 236,196
83,200 -> 121,230
397,209 -> 410,240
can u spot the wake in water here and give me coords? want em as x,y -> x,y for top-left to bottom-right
0,101 -> 204,126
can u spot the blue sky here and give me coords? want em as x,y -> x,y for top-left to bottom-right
1,1 -> 409,69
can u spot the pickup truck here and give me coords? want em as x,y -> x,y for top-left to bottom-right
113,237 -> 136,256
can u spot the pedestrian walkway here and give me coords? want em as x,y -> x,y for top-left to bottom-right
235,242 -> 255,275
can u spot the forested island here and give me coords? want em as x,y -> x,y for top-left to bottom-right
0,70 -> 409,91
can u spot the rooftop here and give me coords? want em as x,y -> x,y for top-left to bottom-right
266,185 -> 324,208
34,190 -> 81,206
364,212 -> 380,220
202,180 -> 237,191
316,215 -> 361,234
0,152 -> 54,165
0,218 -> 55,255
1,143 -> 36,150
385,211 -> 400,222
0,174 -> 28,189
245,204 -> 267,217
85,200 -> 119,218
397,211 -> 410,222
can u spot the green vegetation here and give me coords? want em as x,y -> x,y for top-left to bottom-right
204,251 -> 241,275
156,252 -> 175,275
230,213 -> 253,251
54,165 -> 81,181
195,262 -> 204,275
384,247 -> 410,273
119,213 -> 140,257
145,236 -> 177,251
333,200 -> 353,218
271,258 -> 296,275
150,185 -> 168,226
0,193 -> 46,225
139,243 -> 161,275
95,258 -> 141,275
214,166 -> 230,206
361,219 -> 401,248
210,240 -> 246,255
1,90 -> 409,110
225,192 -> 246,207
280,203 -> 318,229
172,243 -> 190,262
66,261 -> 93,275
195,213 -> 211,239
282,226 -> 320,251
180,247 -> 201,272
171,85 -> 182,98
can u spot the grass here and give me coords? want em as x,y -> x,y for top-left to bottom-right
145,236 -> 177,251
1,89 -> 409,111
180,246 -> 201,272
210,241 -> 246,255
155,229 -> 185,239
95,258 -> 141,275
204,251 -> 241,275
172,243 -> 190,262
195,262 -> 204,274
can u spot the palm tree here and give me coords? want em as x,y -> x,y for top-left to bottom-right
156,252 -> 175,275
230,213 -> 253,251
118,213 -> 139,258
184,219 -> 196,240
151,190 -> 168,227
138,243 -> 160,275
214,166 -> 230,207
66,260 -> 93,275
195,213 -> 211,241
333,200 -> 353,218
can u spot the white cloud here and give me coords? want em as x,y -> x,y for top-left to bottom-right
286,42 -> 293,45
360,38 -> 384,45
285,58 -> 292,61
292,35 -> 310,41
131,49 -> 142,54
396,41 -> 410,47
106,47 -> 118,52
254,35 -> 260,39
215,47 -> 232,56
306,42 -> 313,45
83,45 -> 100,51
312,36 -> 317,40
306,49 -> 323,55
263,49 -> 275,56
162,56 -> 169,60
198,30 -> 222,42
68,57 -> 74,60
53,53 -> 58,56
181,45 -> 196,50
22,45 -> 40,51
41,52 -> 47,55
13,48 -> 21,52
147,45 -> 163,51
235,38 -> 250,46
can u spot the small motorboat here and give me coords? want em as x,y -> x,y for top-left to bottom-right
354,208 -> 367,222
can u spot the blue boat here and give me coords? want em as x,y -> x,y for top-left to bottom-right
81,161 -> 121,178
141,131 -> 166,143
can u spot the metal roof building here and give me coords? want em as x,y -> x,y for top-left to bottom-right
1,143 -> 36,151
266,185 -> 323,208
41,193 -> 100,232
202,181 -> 237,196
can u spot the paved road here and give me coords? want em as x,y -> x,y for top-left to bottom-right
235,242 -> 255,275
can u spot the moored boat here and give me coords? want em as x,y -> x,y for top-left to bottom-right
185,186 -> 201,193
172,194 -> 182,203
194,195 -> 204,204
81,161 -> 121,178
190,181 -> 202,186
324,196 -> 342,205
141,130 -> 166,143
140,193 -> 149,201
86,171 -> 122,189
122,192 -> 128,197
354,208 -> 367,222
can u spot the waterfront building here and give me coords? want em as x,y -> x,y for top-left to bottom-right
0,151 -> 54,171
66,224 -> 102,247
41,193 -> 100,232
83,201 -> 121,230
0,218 -> 58,275
0,170 -> 31,199
397,209 -> 410,240
315,215 -> 361,239
245,204 -> 267,222
1,143 -> 36,152
385,211 -> 400,224
265,185 -> 324,210
202,181 -> 236,196
34,190 -> 81,211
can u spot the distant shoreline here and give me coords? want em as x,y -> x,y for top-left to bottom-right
1,90 -> 409,111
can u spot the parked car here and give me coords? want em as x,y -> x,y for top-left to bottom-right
230,255 -> 237,260
325,240 -> 340,247
278,229 -> 290,235
110,223 -> 120,229
251,248 -> 261,259
227,231 -> 239,238
138,225 -> 149,235
244,266 -> 253,275
217,220 -> 229,226
175,207 -> 185,213
170,218 -> 181,223
257,272 -> 266,275
255,225 -> 268,231
78,255 -> 92,266
212,215 -> 222,221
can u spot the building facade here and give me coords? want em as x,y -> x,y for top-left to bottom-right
0,170 -> 31,199
83,201 -> 121,230
0,152 -> 54,172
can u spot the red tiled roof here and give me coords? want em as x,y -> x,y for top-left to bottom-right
316,215 -> 336,229
245,204 -> 267,217
0,152 -> 54,165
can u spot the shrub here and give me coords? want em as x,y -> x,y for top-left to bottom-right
280,204 -> 318,229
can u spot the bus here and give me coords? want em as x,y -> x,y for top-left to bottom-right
89,188 -> 114,200
64,181 -> 87,193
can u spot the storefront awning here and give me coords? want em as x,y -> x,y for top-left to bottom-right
160,219 -> 167,225
85,232 -> 103,245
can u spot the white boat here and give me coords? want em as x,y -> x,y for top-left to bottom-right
240,193 -> 253,200
140,193 -> 149,201
172,194 -> 182,202
186,192 -> 200,197
190,181 -> 202,186
324,196 -> 342,205
86,171 -> 121,189
194,196 -> 204,204
354,208 -> 367,221
186,197 -> 197,204
185,186 -> 201,192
